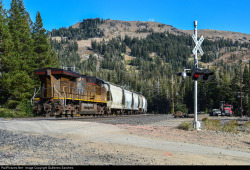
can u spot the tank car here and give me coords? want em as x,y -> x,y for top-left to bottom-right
105,83 -> 124,115
132,93 -> 139,114
123,89 -> 133,114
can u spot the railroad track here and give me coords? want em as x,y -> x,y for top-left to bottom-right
5,114 -> 175,127
6,113 -> 151,121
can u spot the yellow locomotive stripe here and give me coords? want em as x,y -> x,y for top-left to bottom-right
51,97 -> 107,103
34,97 -> 107,103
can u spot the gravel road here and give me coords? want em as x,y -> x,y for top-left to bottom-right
83,114 -> 173,125
0,129 -> 160,165
0,114 -> 249,165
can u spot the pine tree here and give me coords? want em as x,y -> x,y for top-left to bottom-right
0,0 -> 13,72
8,0 -> 35,72
0,0 -> 35,108
0,0 -> 13,105
243,64 -> 249,91
229,68 -> 240,114
0,0 -> 59,113
33,11 -> 58,68
242,64 -> 249,115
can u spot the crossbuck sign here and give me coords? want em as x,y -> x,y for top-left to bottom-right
192,34 -> 204,56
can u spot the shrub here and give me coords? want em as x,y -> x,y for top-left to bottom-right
243,121 -> 250,128
202,118 -> 221,131
202,118 -> 241,133
223,120 -> 238,134
177,121 -> 193,131
202,117 -> 209,122
0,101 -> 33,118
243,121 -> 250,134
173,111 -> 183,118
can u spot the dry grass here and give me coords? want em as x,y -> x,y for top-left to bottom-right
177,121 -> 193,131
202,117 -> 222,131
222,120 -> 238,133
243,121 -> 250,134
202,117 -> 240,133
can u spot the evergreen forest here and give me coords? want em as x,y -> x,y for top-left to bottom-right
0,0 -> 249,117
0,0 -> 58,116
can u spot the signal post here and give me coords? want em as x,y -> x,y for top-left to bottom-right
176,21 -> 213,130
193,21 -> 202,130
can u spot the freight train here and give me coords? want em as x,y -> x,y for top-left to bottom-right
33,68 -> 147,117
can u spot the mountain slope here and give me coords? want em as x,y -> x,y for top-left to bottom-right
69,19 -> 250,64
72,19 -> 250,43
50,18 -> 250,114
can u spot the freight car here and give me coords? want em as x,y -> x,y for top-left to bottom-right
33,68 -> 147,117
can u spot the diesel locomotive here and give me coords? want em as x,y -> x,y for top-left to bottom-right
33,68 -> 147,117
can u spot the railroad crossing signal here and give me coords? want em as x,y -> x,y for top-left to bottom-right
191,68 -> 214,81
192,34 -> 204,56
191,68 -> 204,81
176,21 -> 214,130
176,68 -> 214,81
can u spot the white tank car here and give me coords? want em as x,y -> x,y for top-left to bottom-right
106,83 -> 123,110
104,82 -> 147,115
123,89 -> 133,111
142,96 -> 147,113
132,92 -> 139,111
138,95 -> 143,111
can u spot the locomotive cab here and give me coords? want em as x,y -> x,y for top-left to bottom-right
33,68 -> 80,116
33,68 -> 108,117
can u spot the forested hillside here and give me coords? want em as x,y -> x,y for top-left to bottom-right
48,18 -> 250,116
0,0 -> 58,116
49,18 -> 105,40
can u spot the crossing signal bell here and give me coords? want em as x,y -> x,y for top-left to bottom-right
176,68 -> 191,81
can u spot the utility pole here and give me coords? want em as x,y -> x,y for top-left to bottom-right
248,60 -> 250,117
172,74 -> 174,114
249,61 -> 250,117
240,61 -> 243,117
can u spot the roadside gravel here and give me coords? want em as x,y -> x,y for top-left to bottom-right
101,114 -> 250,152
0,129 -> 161,165
0,114 -> 249,165
86,114 -> 173,125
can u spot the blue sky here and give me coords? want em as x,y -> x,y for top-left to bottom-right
2,0 -> 250,34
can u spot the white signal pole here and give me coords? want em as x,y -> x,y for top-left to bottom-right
177,21 -> 206,129
194,21 -> 199,130
193,21 -> 204,130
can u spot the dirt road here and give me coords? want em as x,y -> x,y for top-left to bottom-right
0,115 -> 249,165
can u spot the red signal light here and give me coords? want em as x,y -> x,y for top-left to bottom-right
194,74 -> 199,78
191,68 -> 214,81
192,72 -> 203,80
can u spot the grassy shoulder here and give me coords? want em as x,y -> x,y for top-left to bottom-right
0,101 -> 33,118
177,117 -> 250,134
